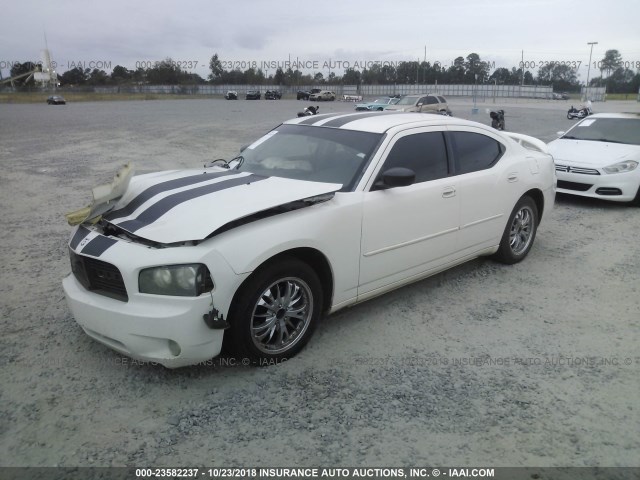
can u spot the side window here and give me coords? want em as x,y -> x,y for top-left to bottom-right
378,132 -> 449,184
451,131 -> 505,175
437,96 -> 447,104
426,96 -> 439,105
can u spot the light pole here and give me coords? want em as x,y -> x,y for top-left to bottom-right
585,41 -> 598,100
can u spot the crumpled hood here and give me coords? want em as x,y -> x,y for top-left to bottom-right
547,139 -> 639,167
102,168 -> 341,244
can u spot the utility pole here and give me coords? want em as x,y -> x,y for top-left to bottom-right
424,45 -> 426,84
585,42 -> 598,101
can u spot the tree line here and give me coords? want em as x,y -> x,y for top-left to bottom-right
6,49 -> 639,94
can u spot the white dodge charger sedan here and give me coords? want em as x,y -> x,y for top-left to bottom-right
62,112 -> 555,368
548,113 -> 640,205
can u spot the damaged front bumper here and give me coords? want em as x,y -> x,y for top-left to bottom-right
62,225 -> 248,368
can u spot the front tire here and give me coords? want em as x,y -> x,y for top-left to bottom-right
225,257 -> 323,362
493,196 -> 539,264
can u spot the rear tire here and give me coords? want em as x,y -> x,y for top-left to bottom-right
224,257 -> 323,362
493,196 -> 539,264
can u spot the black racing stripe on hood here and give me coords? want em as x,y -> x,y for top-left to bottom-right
115,174 -> 267,234
69,225 -> 91,250
80,235 -> 117,257
105,170 -> 238,221
296,114 -> 334,125
320,112 -> 386,128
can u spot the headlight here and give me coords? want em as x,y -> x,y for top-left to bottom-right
139,264 -> 214,296
603,160 -> 638,174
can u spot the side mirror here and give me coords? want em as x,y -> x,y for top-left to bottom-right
373,167 -> 416,190
416,102 -> 423,107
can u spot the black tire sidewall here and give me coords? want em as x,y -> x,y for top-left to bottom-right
494,196 -> 539,264
225,257 -> 323,361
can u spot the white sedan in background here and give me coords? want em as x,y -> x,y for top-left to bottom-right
63,112 -> 555,368
548,113 -> 640,205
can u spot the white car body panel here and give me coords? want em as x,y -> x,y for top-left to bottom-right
549,140 -> 637,167
103,169 -> 341,244
63,113 -> 555,367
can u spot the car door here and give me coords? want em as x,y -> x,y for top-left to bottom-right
447,127 -> 518,254
419,95 -> 439,113
358,128 -> 459,298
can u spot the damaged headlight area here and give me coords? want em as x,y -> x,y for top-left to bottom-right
139,264 -> 214,297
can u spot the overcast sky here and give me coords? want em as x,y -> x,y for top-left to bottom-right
2,0 -> 639,81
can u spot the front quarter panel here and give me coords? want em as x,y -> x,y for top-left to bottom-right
206,192 -> 364,310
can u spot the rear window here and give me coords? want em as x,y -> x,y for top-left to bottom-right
450,131 -> 505,175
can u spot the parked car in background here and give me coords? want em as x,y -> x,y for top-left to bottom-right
246,90 -> 261,100
551,93 -> 563,100
225,90 -> 238,100
47,95 -> 66,105
62,112 -> 554,368
310,90 -> 336,101
548,113 -> 640,205
384,94 -> 451,115
298,88 -> 321,100
355,96 -> 401,111
561,92 -> 570,100
265,90 -> 282,100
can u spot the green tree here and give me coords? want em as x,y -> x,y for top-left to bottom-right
447,56 -> 465,83
273,67 -> 285,85
599,49 -> 622,77
396,61 -> 418,84
60,67 -> 89,85
605,67 -> 637,93
9,61 -> 39,84
464,53 -> 490,83
536,63 -> 579,91
87,69 -> 109,85
342,68 -> 361,85
208,53 -> 224,82
489,67 -> 511,84
110,65 -> 133,84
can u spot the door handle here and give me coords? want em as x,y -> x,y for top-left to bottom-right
442,187 -> 456,198
508,173 -> 518,182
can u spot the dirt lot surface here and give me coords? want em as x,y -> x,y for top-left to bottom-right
1,98 -> 639,469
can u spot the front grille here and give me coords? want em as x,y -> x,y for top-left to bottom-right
557,180 -> 593,192
555,164 -> 600,175
69,249 -> 128,301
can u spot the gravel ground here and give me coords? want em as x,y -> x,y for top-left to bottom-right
0,97 -> 639,469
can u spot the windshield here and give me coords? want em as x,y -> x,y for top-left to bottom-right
563,118 -> 640,145
233,124 -> 383,191
396,96 -> 420,106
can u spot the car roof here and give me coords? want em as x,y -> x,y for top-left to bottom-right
285,111 -> 491,134
588,113 -> 640,119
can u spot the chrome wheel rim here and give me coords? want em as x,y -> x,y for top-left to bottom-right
250,277 -> 313,354
509,206 -> 534,256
